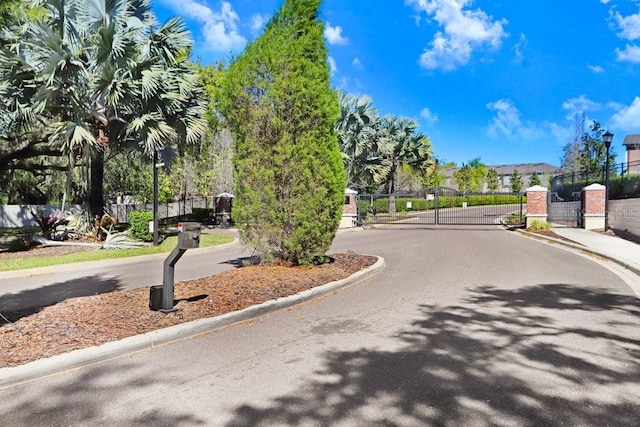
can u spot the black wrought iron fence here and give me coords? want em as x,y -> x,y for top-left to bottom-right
107,196 -> 214,224
550,160 -> 640,200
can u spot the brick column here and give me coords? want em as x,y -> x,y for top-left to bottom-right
525,185 -> 548,228
582,183 -> 605,230
340,189 -> 358,228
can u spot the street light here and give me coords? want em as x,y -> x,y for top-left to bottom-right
603,131 -> 613,231
153,148 -> 165,246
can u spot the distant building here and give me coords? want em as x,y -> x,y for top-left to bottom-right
623,134 -> 640,174
441,162 -> 561,192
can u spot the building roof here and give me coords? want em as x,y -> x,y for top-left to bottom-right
623,134 -> 640,147
441,162 -> 560,177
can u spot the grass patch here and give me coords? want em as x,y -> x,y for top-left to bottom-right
0,234 -> 234,272
504,212 -> 525,226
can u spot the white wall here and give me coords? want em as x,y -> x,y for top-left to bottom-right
0,205 -> 82,228
609,199 -> 640,238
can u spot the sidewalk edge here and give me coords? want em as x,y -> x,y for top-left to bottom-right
514,228 -> 640,278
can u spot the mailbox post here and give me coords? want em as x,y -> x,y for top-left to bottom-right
150,222 -> 201,313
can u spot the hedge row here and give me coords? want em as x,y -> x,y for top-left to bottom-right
553,174 -> 640,200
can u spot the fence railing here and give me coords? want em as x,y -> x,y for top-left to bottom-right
550,160 -> 640,200
107,196 -> 214,224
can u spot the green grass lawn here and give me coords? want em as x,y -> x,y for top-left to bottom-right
0,233 -> 234,272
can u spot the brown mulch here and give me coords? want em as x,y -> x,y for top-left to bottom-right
0,250 -> 377,368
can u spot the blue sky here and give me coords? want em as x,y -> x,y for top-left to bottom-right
152,0 -> 640,168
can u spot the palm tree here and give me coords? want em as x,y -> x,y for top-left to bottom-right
335,91 -> 379,189
378,115 -> 433,194
0,0 -> 207,223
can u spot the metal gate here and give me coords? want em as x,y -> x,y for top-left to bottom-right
357,188 -> 524,226
547,191 -> 581,228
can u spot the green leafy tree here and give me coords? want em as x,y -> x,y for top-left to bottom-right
467,157 -> 487,192
422,158 -> 453,188
487,168 -> 499,192
454,164 -> 474,192
0,0 -> 207,221
579,121 -> 616,177
0,0 -> 21,30
510,169 -> 523,193
529,171 -> 541,187
219,0 -> 346,265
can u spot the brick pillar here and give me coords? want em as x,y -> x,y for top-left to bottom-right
526,185 -> 548,228
582,183 -> 605,230
340,189 -> 358,228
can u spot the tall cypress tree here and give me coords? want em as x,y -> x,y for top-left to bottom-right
219,0 -> 345,265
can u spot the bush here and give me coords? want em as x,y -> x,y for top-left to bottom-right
7,237 -> 30,252
128,211 -> 153,241
527,219 -> 551,231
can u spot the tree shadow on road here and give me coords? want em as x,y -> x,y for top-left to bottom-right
228,283 -> 640,426
0,276 -> 121,323
0,361 -> 206,426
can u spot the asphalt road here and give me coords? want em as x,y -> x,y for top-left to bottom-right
1,225 -> 639,426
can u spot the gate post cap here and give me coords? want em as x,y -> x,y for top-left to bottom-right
525,185 -> 548,192
582,183 -> 605,191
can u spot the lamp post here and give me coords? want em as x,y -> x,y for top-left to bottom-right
153,148 -> 165,246
603,131 -> 613,231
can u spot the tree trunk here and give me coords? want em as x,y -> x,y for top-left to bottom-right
89,151 -> 105,219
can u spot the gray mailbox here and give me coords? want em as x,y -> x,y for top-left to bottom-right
177,221 -> 201,249
150,221 -> 202,313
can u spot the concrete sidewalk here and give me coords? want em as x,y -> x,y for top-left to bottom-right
550,227 -> 640,276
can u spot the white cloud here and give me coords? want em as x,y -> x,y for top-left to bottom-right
611,96 -> 640,130
485,99 -> 543,140
588,64 -> 604,73
611,6 -> 640,40
250,13 -> 269,34
157,0 -> 246,53
352,57 -> 363,70
324,23 -> 349,45
328,56 -> 338,75
616,44 -> 640,62
562,95 -> 602,120
608,5 -> 640,63
407,0 -> 508,70
420,107 -> 439,124
513,33 -> 527,62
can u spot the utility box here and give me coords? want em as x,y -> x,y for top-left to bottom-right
177,222 -> 201,249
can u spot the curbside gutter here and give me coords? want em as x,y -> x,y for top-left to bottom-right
0,255 -> 385,389
514,228 -> 640,278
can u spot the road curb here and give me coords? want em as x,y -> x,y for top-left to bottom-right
0,255 -> 385,389
514,228 -> 640,278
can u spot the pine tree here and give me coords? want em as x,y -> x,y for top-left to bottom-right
510,170 -> 523,193
529,171 -> 541,187
219,0 -> 345,265
487,169 -> 499,192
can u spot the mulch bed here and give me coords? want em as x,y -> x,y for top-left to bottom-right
0,251 -> 377,367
